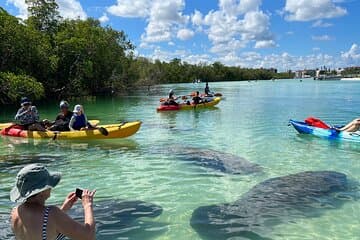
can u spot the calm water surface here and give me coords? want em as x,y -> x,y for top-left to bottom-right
0,80 -> 359,239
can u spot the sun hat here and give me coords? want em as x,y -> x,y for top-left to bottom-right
59,100 -> 69,109
20,97 -> 31,106
10,164 -> 61,203
73,104 -> 83,113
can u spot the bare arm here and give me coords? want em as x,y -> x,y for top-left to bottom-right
69,116 -> 76,131
14,108 -> 27,120
54,190 -> 96,240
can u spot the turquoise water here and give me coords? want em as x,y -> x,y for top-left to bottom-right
0,80 -> 359,239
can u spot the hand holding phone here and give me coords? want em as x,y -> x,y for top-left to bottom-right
75,188 -> 83,199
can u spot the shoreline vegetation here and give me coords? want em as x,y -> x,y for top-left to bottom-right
0,1 -> 296,105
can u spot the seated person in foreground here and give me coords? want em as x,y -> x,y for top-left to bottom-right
14,97 -> 46,131
48,100 -> 72,131
337,118 -> 360,132
10,164 -> 96,240
69,105 -> 94,131
192,91 -> 203,105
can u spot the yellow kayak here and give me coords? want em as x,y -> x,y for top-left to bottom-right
157,97 -> 221,111
180,97 -> 221,110
0,121 -> 141,140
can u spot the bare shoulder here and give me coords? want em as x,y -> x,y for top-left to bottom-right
48,205 -> 62,216
11,206 -> 19,220
10,206 -> 19,230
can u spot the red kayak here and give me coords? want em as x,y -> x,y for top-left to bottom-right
157,104 -> 180,111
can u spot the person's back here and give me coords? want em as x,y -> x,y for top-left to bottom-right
204,82 -> 210,95
192,92 -> 202,104
12,204 -> 59,240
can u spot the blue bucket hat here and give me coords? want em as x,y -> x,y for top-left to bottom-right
20,97 -> 31,106
10,164 -> 61,203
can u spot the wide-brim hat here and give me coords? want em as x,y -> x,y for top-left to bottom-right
10,164 -> 61,203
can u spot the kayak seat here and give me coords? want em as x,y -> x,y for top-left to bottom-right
305,117 -> 330,129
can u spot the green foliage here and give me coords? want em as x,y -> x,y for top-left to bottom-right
25,0 -> 60,34
0,72 -> 44,104
341,67 -> 360,76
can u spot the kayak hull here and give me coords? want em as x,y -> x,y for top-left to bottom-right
157,97 -> 221,111
289,120 -> 360,142
0,121 -> 141,140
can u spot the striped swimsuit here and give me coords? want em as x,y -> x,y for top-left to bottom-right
42,207 -> 66,240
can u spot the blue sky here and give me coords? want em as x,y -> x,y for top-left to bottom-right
1,0 -> 360,71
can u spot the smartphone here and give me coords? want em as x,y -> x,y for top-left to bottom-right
75,188 -> 83,199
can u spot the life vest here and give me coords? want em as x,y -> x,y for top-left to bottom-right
72,114 -> 86,130
305,117 -> 330,129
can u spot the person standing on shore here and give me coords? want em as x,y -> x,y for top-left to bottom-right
10,164 -> 96,240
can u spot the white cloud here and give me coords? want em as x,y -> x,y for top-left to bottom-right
191,10 -> 203,26
200,1 -> 275,56
312,35 -> 332,41
177,28 -> 195,40
58,0 -> 87,19
99,14 -> 109,23
284,0 -> 347,21
312,47 -> 321,51
254,40 -> 276,48
141,0 -> 189,43
107,0 -> 150,18
142,44 -> 360,71
6,0 -> 27,19
107,0 -> 190,44
341,44 -> 360,63
312,20 -> 333,27
6,0 -> 87,19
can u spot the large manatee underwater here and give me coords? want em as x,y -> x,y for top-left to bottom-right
171,147 -> 262,174
191,171 -> 358,240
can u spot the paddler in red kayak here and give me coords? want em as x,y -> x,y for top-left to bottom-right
165,89 -> 179,106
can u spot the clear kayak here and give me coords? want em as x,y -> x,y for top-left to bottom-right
157,97 -> 221,111
289,120 -> 360,142
0,121 -> 141,140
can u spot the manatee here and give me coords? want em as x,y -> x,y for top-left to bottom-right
172,147 -> 262,174
68,199 -> 166,240
190,171 -> 358,240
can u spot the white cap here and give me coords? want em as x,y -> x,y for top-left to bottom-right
73,104 -> 82,113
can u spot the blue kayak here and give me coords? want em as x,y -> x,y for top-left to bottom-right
289,120 -> 360,142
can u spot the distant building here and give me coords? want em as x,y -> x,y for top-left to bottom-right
294,69 -> 315,79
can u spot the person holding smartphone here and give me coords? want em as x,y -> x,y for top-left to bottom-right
10,164 -> 96,240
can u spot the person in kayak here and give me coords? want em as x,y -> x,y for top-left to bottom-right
192,91 -> 203,105
166,89 -> 179,106
10,164 -> 96,240
14,97 -> 46,131
205,82 -> 211,95
48,101 -> 72,131
336,118 -> 360,132
69,105 -> 95,131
